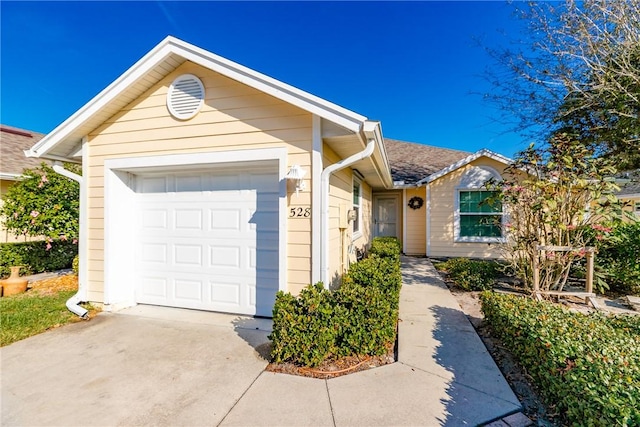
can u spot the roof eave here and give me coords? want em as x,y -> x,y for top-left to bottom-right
417,148 -> 514,185
28,36 -> 368,160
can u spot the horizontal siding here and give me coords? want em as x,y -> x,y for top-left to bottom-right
86,60 -> 313,301
428,158 -> 508,259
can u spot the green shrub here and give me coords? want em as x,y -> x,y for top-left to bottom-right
72,255 -> 79,275
595,222 -> 640,295
0,240 -> 77,278
440,258 -> 499,291
269,237 -> 402,367
481,291 -> 640,426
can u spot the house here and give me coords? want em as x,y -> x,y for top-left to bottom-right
0,125 -> 48,242
25,36 -> 513,317
615,170 -> 640,219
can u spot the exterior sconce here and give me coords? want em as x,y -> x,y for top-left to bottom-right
285,164 -> 307,196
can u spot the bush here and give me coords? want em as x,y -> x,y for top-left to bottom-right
72,255 -> 79,275
269,237 -> 402,367
440,258 -> 499,291
595,222 -> 640,295
481,292 -> 640,426
0,240 -> 77,278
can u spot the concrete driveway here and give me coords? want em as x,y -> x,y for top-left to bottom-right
1,306 -> 272,426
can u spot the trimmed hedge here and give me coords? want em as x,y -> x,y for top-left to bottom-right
439,258 -> 499,291
0,240 -> 77,278
480,291 -> 640,426
270,237 -> 402,367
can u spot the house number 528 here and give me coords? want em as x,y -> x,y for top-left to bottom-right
289,207 -> 311,218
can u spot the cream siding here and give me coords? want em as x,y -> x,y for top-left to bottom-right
85,61 -> 313,301
404,187 -> 426,255
428,157 -> 508,259
322,143 -> 374,287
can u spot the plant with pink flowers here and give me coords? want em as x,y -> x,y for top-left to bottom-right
0,162 -> 80,244
489,133 -> 625,292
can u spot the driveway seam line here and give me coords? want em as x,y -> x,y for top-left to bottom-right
216,369 -> 266,426
325,379 -> 337,427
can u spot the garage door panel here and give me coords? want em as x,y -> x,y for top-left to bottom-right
135,165 -> 279,316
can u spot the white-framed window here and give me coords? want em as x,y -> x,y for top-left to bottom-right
454,166 -> 505,243
634,201 -> 640,216
352,176 -> 362,237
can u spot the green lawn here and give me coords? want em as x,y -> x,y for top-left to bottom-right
1,290 -> 92,346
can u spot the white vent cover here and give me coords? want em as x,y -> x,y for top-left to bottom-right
167,74 -> 205,120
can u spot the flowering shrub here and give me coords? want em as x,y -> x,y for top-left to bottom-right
0,162 -> 80,243
489,134 -> 625,291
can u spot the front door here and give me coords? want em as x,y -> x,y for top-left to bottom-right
374,195 -> 399,238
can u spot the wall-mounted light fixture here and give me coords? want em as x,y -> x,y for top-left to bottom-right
285,164 -> 307,196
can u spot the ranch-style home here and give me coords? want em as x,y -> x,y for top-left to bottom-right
26,36 -> 514,317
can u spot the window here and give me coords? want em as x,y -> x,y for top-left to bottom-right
454,165 -> 504,243
635,201 -> 640,216
352,178 -> 361,235
458,191 -> 502,238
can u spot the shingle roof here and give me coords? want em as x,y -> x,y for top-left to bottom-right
1,125 -> 48,178
383,138 -> 471,185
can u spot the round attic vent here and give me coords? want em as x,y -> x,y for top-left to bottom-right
167,74 -> 205,120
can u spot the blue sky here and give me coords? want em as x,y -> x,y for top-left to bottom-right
1,1 -> 531,157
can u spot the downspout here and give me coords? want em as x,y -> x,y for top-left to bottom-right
320,139 -> 375,287
52,162 -> 89,319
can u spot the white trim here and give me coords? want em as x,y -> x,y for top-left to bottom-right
454,189 -> 506,244
0,172 -> 23,181
27,36 -> 367,161
78,137 -> 89,301
352,174 -> 363,240
426,184 -> 431,256
402,189 -> 407,254
311,115 -> 322,284
103,147 -> 288,311
417,148 -> 513,186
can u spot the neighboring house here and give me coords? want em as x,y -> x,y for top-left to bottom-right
0,125 -> 47,243
25,36 -> 514,317
615,170 -> 640,219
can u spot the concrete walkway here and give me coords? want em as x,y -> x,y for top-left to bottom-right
1,257 -> 524,426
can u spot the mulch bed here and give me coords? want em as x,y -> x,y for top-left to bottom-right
266,346 -> 396,379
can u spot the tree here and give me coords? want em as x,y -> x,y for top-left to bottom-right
0,163 -> 80,246
491,133 -> 625,292
485,0 -> 640,168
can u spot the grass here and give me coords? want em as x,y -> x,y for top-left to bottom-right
0,276 -> 98,347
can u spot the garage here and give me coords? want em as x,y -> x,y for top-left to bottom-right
103,151 -> 286,318
131,163 -> 279,317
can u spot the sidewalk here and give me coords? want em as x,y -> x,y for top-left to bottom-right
2,257 -> 526,426
221,256 -> 524,426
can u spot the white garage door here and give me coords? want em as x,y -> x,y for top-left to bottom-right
134,163 -> 279,317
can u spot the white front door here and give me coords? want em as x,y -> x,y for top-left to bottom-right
374,196 -> 399,238
134,164 -> 279,317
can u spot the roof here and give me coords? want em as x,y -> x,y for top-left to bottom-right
26,36 -> 375,162
0,125 -> 48,180
418,148 -> 513,185
383,138 -> 470,185
615,169 -> 640,197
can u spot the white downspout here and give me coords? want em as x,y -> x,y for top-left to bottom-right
52,162 -> 89,319
320,139 -> 375,287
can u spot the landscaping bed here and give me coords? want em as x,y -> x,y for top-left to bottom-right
268,237 -> 401,376
437,257 -> 640,426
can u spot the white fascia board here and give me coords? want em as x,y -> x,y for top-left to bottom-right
417,148 -> 513,185
172,37 -> 367,132
360,120 -> 394,189
0,173 -> 23,181
28,36 -> 367,160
